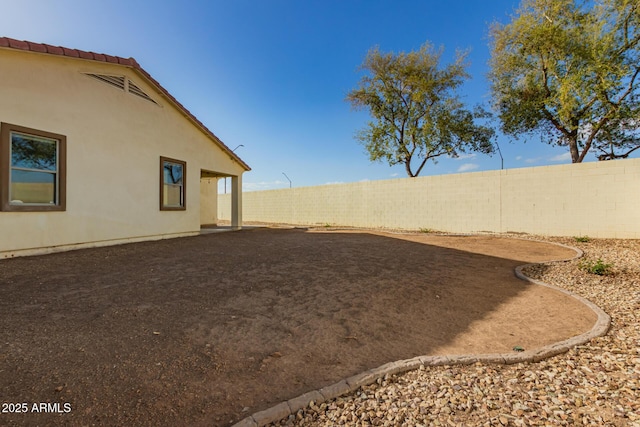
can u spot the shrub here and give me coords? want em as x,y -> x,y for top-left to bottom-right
574,236 -> 591,243
579,258 -> 613,276
419,228 -> 434,233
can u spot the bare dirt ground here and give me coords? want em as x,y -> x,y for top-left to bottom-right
0,227 -> 596,426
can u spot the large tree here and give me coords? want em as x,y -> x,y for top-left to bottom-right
346,43 -> 495,177
489,0 -> 640,162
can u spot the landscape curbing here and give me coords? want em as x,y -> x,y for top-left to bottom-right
250,402 -> 291,426
318,380 -> 350,401
232,237 -> 611,427
345,369 -> 379,391
287,390 -> 325,414
232,417 -> 258,427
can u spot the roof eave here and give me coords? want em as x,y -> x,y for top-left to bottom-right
128,65 -> 251,172
0,36 -> 251,172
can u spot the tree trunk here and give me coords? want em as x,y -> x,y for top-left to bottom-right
404,159 -> 416,177
569,136 -> 580,163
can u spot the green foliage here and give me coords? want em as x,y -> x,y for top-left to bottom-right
419,227 -> 434,233
579,258 -> 613,275
574,235 -> 591,242
347,42 -> 495,177
489,0 -> 640,162
11,134 -> 57,170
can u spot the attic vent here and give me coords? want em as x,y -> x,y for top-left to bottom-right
84,73 -> 158,105
128,80 -> 157,104
86,73 -> 125,90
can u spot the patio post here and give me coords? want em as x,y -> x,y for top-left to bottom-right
231,174 -> 242,229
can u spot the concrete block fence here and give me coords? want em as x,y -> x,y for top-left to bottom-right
219,158 -> 640,238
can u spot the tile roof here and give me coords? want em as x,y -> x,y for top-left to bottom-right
0,36 -> 250,171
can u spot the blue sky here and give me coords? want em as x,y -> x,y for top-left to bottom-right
4,0 -> 634,191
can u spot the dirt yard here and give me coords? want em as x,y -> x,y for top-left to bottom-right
0,227 -> 596,426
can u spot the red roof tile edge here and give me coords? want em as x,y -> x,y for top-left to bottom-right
0,36 -> 250,171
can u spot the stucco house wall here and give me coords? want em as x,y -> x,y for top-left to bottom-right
0,39 -> 249,257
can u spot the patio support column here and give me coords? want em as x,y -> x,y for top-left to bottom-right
231,174 -> 242,229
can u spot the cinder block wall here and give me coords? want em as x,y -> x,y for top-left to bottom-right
219,158 -> 640,238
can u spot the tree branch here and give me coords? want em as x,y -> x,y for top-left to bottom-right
541,107 -> 571,138
598,144 -> 640,160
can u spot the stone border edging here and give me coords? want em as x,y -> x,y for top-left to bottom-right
232,238 -> 611,427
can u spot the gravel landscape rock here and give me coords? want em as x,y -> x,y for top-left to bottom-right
269,234 -> 640,427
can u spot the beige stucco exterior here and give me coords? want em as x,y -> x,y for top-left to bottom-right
199,178 -> 218,226
0,47 -> 248,257
219,158 -> 640,238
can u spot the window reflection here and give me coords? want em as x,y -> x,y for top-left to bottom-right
163,162 -> 183,185
11,170 -> 55,204
11,133 -> 57,170
10,132 -> 58,205
162,160 -> 185,208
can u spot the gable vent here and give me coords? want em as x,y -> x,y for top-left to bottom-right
128,80 -> 157,104
86,73 -> 125,90
85,73 -> 158,105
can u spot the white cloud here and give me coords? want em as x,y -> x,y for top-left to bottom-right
453,153 -> 477,160
515,155 -> 523,161
359,178 -> 370,183
390,173 -> 399,177
324,181 -> 344,185
457,163 -> 479,172
525,157 -> 542,164
550,152 -> 571,162
242,180 -> 287,191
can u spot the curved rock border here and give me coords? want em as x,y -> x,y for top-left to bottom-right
232,238 -> 611,427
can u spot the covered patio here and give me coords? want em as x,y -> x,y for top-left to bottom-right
200,169 -> 243,229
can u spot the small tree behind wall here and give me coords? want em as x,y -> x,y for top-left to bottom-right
489,0 -> 640,162
346,42 -> 495,177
